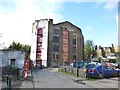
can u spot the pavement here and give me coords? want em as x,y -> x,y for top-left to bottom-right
1,77 -> 24,89
59,69 -> 119,88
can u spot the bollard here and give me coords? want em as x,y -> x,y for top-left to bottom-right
77,68 -> 79,77
65,67 -> 66,72
16,68 -> 19,80
6,75 -> 11,90
8,75 -> 11,90
6,76 -> 9,87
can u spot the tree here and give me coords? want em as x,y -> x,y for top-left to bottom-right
111,44 -> 115,53
101,47 -> 106,57
84,40 -> 94,61
8,41 -> 31,59
93,45 -> 98,57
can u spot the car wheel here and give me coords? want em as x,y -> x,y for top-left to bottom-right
99,73 -> 103,79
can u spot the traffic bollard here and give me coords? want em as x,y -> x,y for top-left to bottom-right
6,75 -> 11,90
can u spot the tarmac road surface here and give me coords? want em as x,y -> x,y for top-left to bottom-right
19,67 -> 119,89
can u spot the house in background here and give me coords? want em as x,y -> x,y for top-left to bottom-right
0,50 -> 26,69
114,46 -> 120,56
95,45 -> 119,63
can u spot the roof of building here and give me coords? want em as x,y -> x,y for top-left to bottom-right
54,21 -> 83,35
0,49 -> 27,52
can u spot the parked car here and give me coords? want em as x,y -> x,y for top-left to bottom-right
87,64 -> 120,78
80,63 -> 97,74
72,61 -> 85,68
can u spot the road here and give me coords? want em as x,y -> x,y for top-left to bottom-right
21,68 -> 89,88
20,67 -> 119,89
0,67 -> 119,89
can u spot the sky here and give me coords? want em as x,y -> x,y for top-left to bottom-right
0,0 -> 119,48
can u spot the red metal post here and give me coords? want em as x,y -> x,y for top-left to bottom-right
24,60 -> 30,79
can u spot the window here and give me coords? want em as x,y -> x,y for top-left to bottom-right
53,36 -> 59,42
37,46 -> 42,53
56,54 -> 59,59
11,59 -> 16,67
37,28 -> 43,35
73,46 -> 76,54
37,34 -> 43,38
54,29 -> 59,34
73,38 -> 76,44
52,53 -> 59,59
73,55 -> 76,60
53,54 -> 55,59
37,38 -> 42,43
73,32 -> 77,37
53,45 -> 59,51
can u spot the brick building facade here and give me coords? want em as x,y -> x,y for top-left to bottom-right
48,19 -> 84,67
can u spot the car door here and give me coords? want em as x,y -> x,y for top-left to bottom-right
103,66 -> 112,77
109,67 -> 118,77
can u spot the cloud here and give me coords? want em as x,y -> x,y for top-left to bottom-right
95,0 -> 118,11
0,0 -> 64,47
51,0 -> 119,3
103,1 -> 118,11
84,25 -> 93,31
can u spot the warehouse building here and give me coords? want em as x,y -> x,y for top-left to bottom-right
30,19 -> 84,67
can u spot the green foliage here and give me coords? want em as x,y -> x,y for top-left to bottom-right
8,41 -> 31,59
84,40 -> 94,61
111,44 -> 115,53
101,47 -> 106,57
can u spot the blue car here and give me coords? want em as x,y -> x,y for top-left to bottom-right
87,64 -> 120,78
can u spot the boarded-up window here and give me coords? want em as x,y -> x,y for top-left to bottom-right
53,36 -> 59,42
53,45 -> 59,51
54,29 -> 59,34
73,46 -> 76,54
